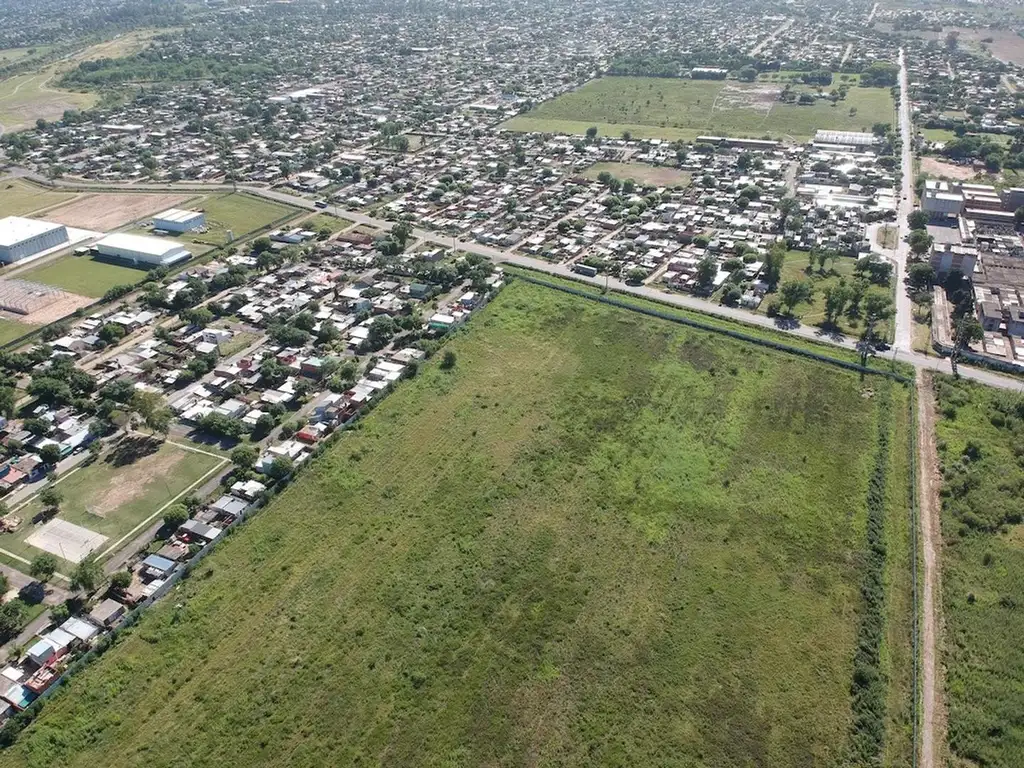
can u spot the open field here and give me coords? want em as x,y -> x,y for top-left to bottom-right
0,30 -> 168,133
0,318 -> 36,346
0,179 -> 75,217
932,376 -> 1024,767
0,280 -> 914,767
919,156 -> 976,181
44,192 -> 191,231
302,211 -> 355,235
17,254 -> 148,298
758,70 -> 862,86
582,161 -> 691,187
185,192 -> 301,245
751,250 -> 894,339
0,46 -> 53,65
3,438 -> 224,572
504,76 -> 896,142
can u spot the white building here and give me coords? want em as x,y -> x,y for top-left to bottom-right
152,208 -> 205,233
0,217 -> 69,264
95,233 -> 191,267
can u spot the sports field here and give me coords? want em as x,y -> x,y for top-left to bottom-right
0,438 -> 225,573
0,280 -> 914,767
933,376 -> 1024,767
0,179 -> 74,217
18,255 -> 148,298
504,76 -> 895,142
583,161 -> 691,187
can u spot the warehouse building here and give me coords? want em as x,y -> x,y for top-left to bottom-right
0,217 -> 70,264
152,208 -> 205,233
95,233 -> 192,267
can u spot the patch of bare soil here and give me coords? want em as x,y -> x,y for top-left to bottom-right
92,447 -> 184,516
44,193 -> 190,231
920,156 -> 976,181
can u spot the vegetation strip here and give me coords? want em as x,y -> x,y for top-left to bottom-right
848,387 -> 892,764
512,272 -> 911,383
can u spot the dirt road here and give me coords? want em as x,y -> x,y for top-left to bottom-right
916,371 -> 945,768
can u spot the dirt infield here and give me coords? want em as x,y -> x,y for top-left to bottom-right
44,192 -> 191,231
0,278 -> 93,326
18,291 -> 93,325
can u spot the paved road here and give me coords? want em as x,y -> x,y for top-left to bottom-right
893,48 -> 915,356
749,18 -> 794,57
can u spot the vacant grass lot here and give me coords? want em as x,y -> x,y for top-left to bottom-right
582,161 -> 691,188
0,281 -> 913,767
504,76 -> 895,142
0,180 -> 74,217
933,376 -> 1024,767
0,318 -> 35,347
0,46 -> 53,65
18,255 -> 147,298
187,193 -> 300,246
4,438 -> 224,572
303,212 -> 354,234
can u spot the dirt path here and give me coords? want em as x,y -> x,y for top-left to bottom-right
916,371 -> 945,768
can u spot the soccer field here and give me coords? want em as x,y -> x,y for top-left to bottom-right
0,281 -> 914,767
504,76 -> 896,142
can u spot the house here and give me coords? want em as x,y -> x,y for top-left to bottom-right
141,554 -> 176,579
89,598 -> 126,628
60,617 -> 100,644
211,494 -> 248,518
179,518 -> 222,542
979,301 -> 1003,331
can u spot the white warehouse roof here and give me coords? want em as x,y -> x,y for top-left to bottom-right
154,208 -> 203,224
97,233 -> 186,258
0,217 -> 65,248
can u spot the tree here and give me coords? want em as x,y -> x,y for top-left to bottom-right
907,262 -> 937,293
163,503 -> 189,529
98,322 -> 127,344
823,283 -> 851,326
71,554 -> 102,592
38,444 -> 62,467
29,553 -> 58,583
864,294 -> 894,325
585,126 -> 598,140
951,316 -> 983,375
695,255 -> 717,293
441,350 -> 457,369
908,229 -> 934,256
267,456 -> 293,481
39,485 -> 63,511
231,444 -> 257,470
763,246 -> 786,289
0,601 -> 25,641
110,570 -> 132,591
907,210 -> 929,230
131,390 -> 171,435
779,280 -> 813,314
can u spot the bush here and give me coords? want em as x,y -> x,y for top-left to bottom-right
440,350 -> 457,370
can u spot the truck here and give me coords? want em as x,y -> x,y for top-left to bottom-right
573,263 -> 598,278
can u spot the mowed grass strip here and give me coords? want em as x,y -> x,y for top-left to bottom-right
0,180 -> 75,217
504,76 -> 895,142
18,255 -> 147,298
0,281 -> 911,767
187,193 -> 302,246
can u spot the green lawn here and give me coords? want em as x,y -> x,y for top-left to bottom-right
3,439 -> 224,573
504,76 -> 896,142
758,71 -> 862,86
0,318 -> 35,347
0,280 -> 913,768
0,46 -> 52,65
302,212 -> 354,234
18,255 -> 147,298
753,250 -> 894,340
583,161 -> 691,188
933,376 -> 1024,767
0,180 -> 75,217
185,193 -> 302,246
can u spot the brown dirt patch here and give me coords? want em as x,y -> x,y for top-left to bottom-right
920,157 -> 976,181
44,192 -> 191,231
18,291 -> 94,324
92,448 -> 184,516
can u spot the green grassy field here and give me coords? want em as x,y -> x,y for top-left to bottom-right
0,180 -> 74,217
3,438 -> 224,573
0,280 -> 913,767
933,376 -> 1024,767
504,76 -> 896,142
0,46 -> 52,65
751,250 -> 894,339
582,161 -> 691,187
0,318 -> 35,347
186,193 -> 301,246
0,68 -> 97,133
758,71 -> 862,86
302,212 -> 354,234
18,255 -> 147,298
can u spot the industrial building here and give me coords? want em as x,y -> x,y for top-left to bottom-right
0,217 -> 70,264
152,208 -> 205,233
95,233 -> 192,267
